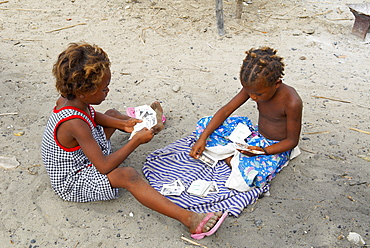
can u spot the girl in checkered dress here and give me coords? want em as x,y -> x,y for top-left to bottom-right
41,43 -> 227,239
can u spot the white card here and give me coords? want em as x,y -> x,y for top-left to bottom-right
198,151 -> 218,167
228,123 -> 252,144
129,105 -> 157,139
160,179 -> 185,196
234,142 -> 265,155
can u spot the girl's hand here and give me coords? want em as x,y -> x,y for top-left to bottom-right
238,146 -> 266,156
190,139 -> 206,159
132,127 -> 154,144
120,118 -> 142,133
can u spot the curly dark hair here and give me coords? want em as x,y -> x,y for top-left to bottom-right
53,43 -> 111,100
240,47 -> 284,87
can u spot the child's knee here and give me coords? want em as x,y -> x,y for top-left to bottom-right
120,167 -> 143,185
104,108 -> 120,117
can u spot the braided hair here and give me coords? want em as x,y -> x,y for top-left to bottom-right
240,47 -> 284,87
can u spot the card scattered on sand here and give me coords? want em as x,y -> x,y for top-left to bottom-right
187,180 -> 219,197
160,179 -> 185,196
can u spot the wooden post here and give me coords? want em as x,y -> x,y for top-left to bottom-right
215,0 -> 225,36
236,0 -> 243,19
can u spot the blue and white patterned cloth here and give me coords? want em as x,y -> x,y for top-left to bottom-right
195,116 -> 292,188
142,133 -> 269,217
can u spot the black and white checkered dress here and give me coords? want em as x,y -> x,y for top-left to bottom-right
41,105 -> 118,202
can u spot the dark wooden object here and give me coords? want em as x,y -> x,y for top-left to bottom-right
215,0 -> 225,35
347,3 -> 370,40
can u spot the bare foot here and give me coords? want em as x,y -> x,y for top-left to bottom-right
187,212 -> 223,234
150,101 -> 165,134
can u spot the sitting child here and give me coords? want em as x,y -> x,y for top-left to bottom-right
41,42 -> 226,239
190,47 -> 302,190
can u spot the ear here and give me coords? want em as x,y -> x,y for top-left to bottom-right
275,79 -> 282,88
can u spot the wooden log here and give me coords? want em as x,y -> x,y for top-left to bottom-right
215,0 -> 225,35
236,0 -> 243,19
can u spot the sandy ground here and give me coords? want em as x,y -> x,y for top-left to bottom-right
1,0 -> 369,247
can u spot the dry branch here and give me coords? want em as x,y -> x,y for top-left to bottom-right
303,131 -> 330,135
236,0 -> 243,19
0,7 -> 47,11
300,148 -> 316,154
311,95 -> 351,103
45,23 -> 87,33
280,5 -> 300,16
350,127 -> 370,135
0,112 -> 18,116
312,10 -> 333,17
329,18 -> 353,21
180,236 -> 208,248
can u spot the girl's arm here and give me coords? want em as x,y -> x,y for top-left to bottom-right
63,118 -> 153,174
189,88 -> 250,158
95,111 -> 141,133
246,95 -> 302,155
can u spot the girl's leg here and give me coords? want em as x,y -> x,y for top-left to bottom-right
224,156 -> 233,168
103,109 -> 131,139
107,167 -> 222,233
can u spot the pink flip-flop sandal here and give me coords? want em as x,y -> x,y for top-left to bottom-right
125,107 -> 136,118
190,212 -> 228,240
126,107 -> 166,123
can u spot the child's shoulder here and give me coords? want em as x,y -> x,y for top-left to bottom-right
280,83 -> 302,106
281,82 -> 300,96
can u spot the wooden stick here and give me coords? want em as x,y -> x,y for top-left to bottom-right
350,127 -> 370,135
140,28 -> 146,44
303,131 -> 330,135
45,23 -> 86,33
2,38 -> 43,41
329,18 -> 353,21
357,104 -> 370,109
300,148 -> 316,154
215,0 -> 225,36
0,1 -> 9,4
236,0 -> 243,19
0,112 -> 18,116
312,10 -> 332,17
180,236 -> 208,248
280,5 -> 299,16
311,95 -> 351,103
206,42 -> 215,49
0,7 -> 47,11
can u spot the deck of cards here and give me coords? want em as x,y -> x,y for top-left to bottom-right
198,151 -> 218,167
229,123 -> 265,154
187,179 -> 219,197
129,105 -> 157,139
234,142 -> 265,154
160,179 -> 185,196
